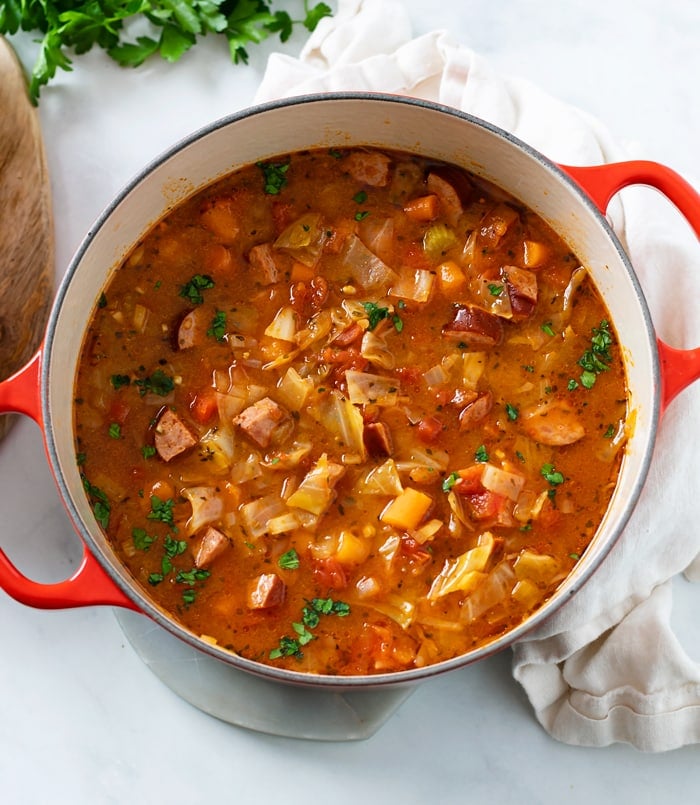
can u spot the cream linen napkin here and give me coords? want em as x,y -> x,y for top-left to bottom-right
255,0 -> 700,751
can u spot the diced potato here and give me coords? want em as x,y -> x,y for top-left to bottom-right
523,240 -> 548,267
380,487 -> 433,531
335,530 -> 372,565
511,578 -> 541,609
427,532 -> 495,600
513,549 -> 559,584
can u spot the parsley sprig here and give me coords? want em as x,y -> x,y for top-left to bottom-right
270,597 -> 350,659
5,0 -> 333,104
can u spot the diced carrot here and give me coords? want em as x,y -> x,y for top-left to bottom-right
380,487 -> 433,531
403,194 -> 439,222
190,391 -> 218,426
204,243 -> 233,273
290,261 -> 315,282
437,260 -> 467,294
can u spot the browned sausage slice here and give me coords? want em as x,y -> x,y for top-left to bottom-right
154,409 -> 198,462
234,397 -> 290,448
363,421 -> 394,457
345,151 -> 391,187
194,526 -> 230,568
442,304 -> 504,346
248,573 -> 286,609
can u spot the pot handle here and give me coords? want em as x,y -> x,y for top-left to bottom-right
0,351 -> 137,610
561,160 -> 700,413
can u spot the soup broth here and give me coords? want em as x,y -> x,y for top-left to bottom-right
74,148 -> 627,675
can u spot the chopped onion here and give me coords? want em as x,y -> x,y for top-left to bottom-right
264,306 -> 298,342
274,213 -> 325,267
287,453 -> 346,516
390,268 -> 435,303
182,486 -> 225,535
357,458 -> 404,496
346,370 -> 400,406
240,494 -> 289,539
276,366 -> 314,410
480,463 -> 526,501
340,234 -> 398,291
315,390 -> 366,458
361,329 -> 395,370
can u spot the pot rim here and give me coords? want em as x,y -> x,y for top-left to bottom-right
41,92 -> 661,688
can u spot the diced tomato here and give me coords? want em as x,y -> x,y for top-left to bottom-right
189,391 -> 218,426
394,366 -> 422,387
272,201 -> 294,234
108,398 -> 131,425
417,415 -> 443,444
399,537 -> 433,568
399,241 -> 432,271
466,489 -> 506,520
455,464 -> 485,495
313,558 -> 349,591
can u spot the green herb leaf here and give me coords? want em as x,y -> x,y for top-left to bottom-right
108,422 -> 121,439
81,475 -> 110,529
132,527 -> 156,552
207,310 -> 227,341
541,321 -> 555,337
179,274 -> 215,305
147,495 -> 176,527
110,374 -> 131,390
474,444 -> 489,463
505,403 -> 518,421
257,160 -> 290,194
441,471 -> 460,493
141,445 -> 157,459
134,369 -> 174,397
278,549 -> 300,570
487,282 -> 504,297
541,463 -> 565,485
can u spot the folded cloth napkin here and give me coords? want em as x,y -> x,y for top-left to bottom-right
255,0 -> 700,752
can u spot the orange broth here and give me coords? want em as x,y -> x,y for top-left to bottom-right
74,148 -> 627,675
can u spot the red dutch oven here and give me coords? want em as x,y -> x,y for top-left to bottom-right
0,95 -> 698,736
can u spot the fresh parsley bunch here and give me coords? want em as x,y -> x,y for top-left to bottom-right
1,0 -> 332,103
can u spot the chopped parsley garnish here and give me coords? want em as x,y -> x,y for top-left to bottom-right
361,301 -> 403,333
474,444 -> 489,463
179,274 -> 215,305
207,310 -> 227,341
541,463 -> 565,485
541,321 -> 555,337
442,471 -> 460,493
81,476 -> 110,529
175,567 -> 211,586
577,320 -> 614,389
108,422 -> 121,439
567,378 -> 579,391
141,445 -> 157,459
487,282 -> 504,297
110,374 -> 131,390
505,403 -> 518,421
603,424 -> 616,439
164,535 -> 187,558
353,190 -> 367,204
132,527 -> 155,552
270,597 -> 350,660
134,369 -> 174,397
278,549 -> 300,570
257,160 -> 290,195
354,210 -> 370,221
147,495 -> 176,527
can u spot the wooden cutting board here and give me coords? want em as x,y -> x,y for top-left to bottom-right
0,36 -> 53,440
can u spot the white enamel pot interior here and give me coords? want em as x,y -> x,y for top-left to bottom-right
44,93 -> 658,698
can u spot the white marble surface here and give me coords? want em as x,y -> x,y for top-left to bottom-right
1,1 -> 699,802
